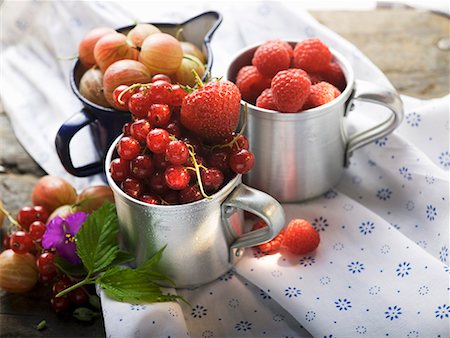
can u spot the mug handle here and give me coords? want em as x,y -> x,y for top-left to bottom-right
55,108 -> 103,177
344,80 -> 404,166
222,183 -> 285,263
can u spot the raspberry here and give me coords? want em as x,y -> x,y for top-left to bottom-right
236,66 -> 272,103
314,61 -> 346,91
252,220 -> 285,254
252,41 -> 291,77
282,219 -> 320,255
293,38 -> 332,73
303,81 -> 340,110
271,69 -> 311,113
256,88 -> 278,111
268,39 -> 294,58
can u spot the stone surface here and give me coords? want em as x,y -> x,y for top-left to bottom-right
0,8 -> 448,338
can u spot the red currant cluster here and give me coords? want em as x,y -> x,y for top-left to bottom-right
1,206 -> 92,314
110,74 -> 255,204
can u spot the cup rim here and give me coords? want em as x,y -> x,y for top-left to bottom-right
226,41 -> 355,120
105,133 -> 242,210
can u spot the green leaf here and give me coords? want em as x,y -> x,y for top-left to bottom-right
135,245 -> 165,273
96,267 -> 181,304
75,202 -> 120,274
73,307 -> 100,322
54,256 -> 87,277
36,320 -> 46,331
111,251 -> 135,266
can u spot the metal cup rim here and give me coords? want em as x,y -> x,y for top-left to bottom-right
105,133 -> 242,210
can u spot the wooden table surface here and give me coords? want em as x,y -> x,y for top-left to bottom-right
0,7 -> 449,338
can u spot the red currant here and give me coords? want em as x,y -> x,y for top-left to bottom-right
231,134 -> 249,152
130,119 -> 151,143
121,177 -> 143,198
148,104 -> 171,127
39,272 -> 56,285
148,171 -> 168,195
229,149 -> 255,174
122,122 -> 132,136
139,194 -> 161,205
68,288 -> 89,305
166,140 -> 189,165
164,166 -> 190,190
2,234 -> 11,249
201,168 -> 224,192
130,155 -> 154,179
10,231 -> 34,254
170,84 -> 187,107
37,252 -> 57,276
179,185 -> 202,204
208,148 -> 231,173
110,158 -> 131,182
17,206 -> 49,231
117,136 -> 141,160
153,152 -> 169,171
52,276 -> 72,295
113,85 -> 134,110
161,191 -> 179,205
146,128 -> 170,154
128,91 -> 152,118
29,221 -> 46,241
152,74 -> 171,83
147,80 -> 172,105
51,295 -> 71,313
166,121 -> 182,138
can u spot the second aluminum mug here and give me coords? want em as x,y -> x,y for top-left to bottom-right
227,43 -> 404,202
105,135 -> 285,288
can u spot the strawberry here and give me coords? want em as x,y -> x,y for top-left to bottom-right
236,66 -> 272,103
282,219 -> 320,255
303,81 -> 340,110
271,69 -> 311,113
252,220 -> 285,254
180,80 -> 241,143
256,88 -> 278,111
252,41 -> 291,77
293,38 -> 332,73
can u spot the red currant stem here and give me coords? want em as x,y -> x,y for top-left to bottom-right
191,69 -> 204,88
187,145 -> 210,199
56,274 -> 94,298
185,166 -> 196,172
0,203 -> 21,230
117,82 -> 151,104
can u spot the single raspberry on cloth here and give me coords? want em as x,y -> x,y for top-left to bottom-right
303,81 -> 341,110
256,88 -> 278,111
236,65 -> 272,103
271,68 -> 311,113
252,41 -> 291,77
282,219 -> 320,255
293,38 -> 332,73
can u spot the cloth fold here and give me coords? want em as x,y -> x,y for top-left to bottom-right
1,1 -> 448,337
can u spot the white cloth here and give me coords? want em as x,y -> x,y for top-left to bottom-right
1,1 -> 449,337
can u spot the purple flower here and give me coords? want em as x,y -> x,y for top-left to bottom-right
42,212 -> 88,264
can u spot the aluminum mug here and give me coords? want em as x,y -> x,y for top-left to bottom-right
105,135 -> 285,288
56,11 -> 222,177
227,44 -> 404,202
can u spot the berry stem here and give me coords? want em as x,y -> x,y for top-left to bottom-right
186,145 -> 210,199
0,203 -> 21,231
117,83 -> 152,104
56,274 -> 94,298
